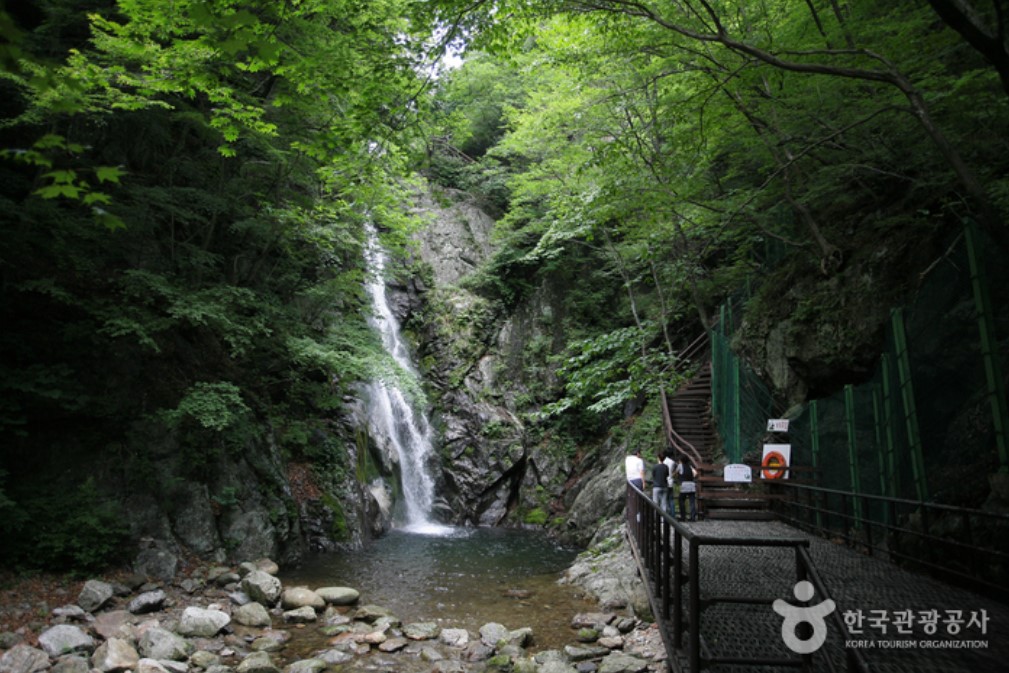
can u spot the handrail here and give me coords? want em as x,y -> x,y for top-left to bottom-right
660,384 -> 705,467
769,481 -> 1009,603
796,546 -> 871,673
625,483 -> 867,672
659,330 -> 711,468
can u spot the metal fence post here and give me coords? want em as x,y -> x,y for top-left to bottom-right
891,307 -> 929,501
964,218 -> 1009,474
845,384 -> 863,528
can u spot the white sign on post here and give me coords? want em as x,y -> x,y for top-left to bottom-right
723,463 -> 752,483
766,419 -> 790,433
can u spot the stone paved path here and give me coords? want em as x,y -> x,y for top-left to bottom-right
669,520 -> 1008,673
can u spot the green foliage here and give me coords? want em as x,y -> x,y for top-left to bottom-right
424,0 -> 1009,438
539,324 -> 682,417
0,0 -> 435,572
164,382 -> 250,432
523,507 -> 548,526
2,478 -> 129,573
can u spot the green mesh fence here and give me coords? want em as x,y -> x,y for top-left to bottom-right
711,219 -> 1009,508
711,302 -> 779,465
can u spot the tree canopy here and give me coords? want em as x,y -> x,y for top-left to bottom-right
2,0 -> 1007,570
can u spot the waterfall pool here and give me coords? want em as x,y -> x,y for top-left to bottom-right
279,526 -> 596,652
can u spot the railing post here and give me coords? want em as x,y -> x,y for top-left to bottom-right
673,528 -> 683,648
661,517 -> 671,620
689,543 -> 700,673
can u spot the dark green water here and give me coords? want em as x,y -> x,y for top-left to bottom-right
280,527 -> 595,650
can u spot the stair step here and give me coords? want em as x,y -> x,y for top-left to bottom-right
702,498 -> 770,509
704,510 -> 778,521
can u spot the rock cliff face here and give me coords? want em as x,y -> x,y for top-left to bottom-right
386,189 -> 629,541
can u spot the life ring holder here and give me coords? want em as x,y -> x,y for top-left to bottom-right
761,450 -> 788,480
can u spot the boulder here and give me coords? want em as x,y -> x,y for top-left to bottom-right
462,642 -> 494,662
540,662 -> 578,673
134,549 -> 178,582
314,587 -> 359,606
315,651 -> 353,666
241,571 -> 282,607
282,660 -> 325,673
138,627 -> 193,661
38,625 -> 95,658
352,605 -> 395,624
189,651 -> 221,669
571,613 -> 614,629
92,611 -> 134,641
0,644 -> 49,673
91,639 -> 139,673
233,603 -> 271,628
479,623 -> 510,648
178,607 -> 231,638
137,659 -> 171,673
236,652 -> 280,673
439,628 -> 469,648
0,633 -> 23,650
253,559 -> 280,576
228,591 -> 252,606
51,655 -> 89,673
77,581 -> 115,613
378,638 -> 409,653
280,588 -> 323,611
52,606 -> 87,622
509,627 -> 533,648
597,653 -> 648,673
281,607 -> 316,624
431,663 -> 466,673
128,590 -> 166,615
564,645 -> 610,662
402,622 -> 440,641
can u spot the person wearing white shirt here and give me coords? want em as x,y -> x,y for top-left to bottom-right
625,448 -> 645,490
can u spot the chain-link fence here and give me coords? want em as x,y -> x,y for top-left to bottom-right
713,219 -> 1009,500
709,220 -> 1009,592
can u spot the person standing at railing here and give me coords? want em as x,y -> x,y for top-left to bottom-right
652,451 -> 670,514
677,456 -> 698,522
663,449 -> 677,517
625,447 -> 645,490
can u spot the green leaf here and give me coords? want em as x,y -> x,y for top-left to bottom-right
35,183 -> 82,199
95,166 -> 125,184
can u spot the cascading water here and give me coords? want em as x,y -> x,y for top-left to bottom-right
362,225 -> 449,534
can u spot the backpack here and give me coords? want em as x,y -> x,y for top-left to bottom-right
681,463 -> 695,482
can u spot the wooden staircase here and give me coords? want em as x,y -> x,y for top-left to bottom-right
695,467 -> 778,520
662,339 -> 776,521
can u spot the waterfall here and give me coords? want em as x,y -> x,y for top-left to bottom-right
363,225 -> 447,534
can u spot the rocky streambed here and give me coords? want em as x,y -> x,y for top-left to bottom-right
0,530 -> 664,673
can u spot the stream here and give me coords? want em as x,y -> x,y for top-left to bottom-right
280,527 -> 596,653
